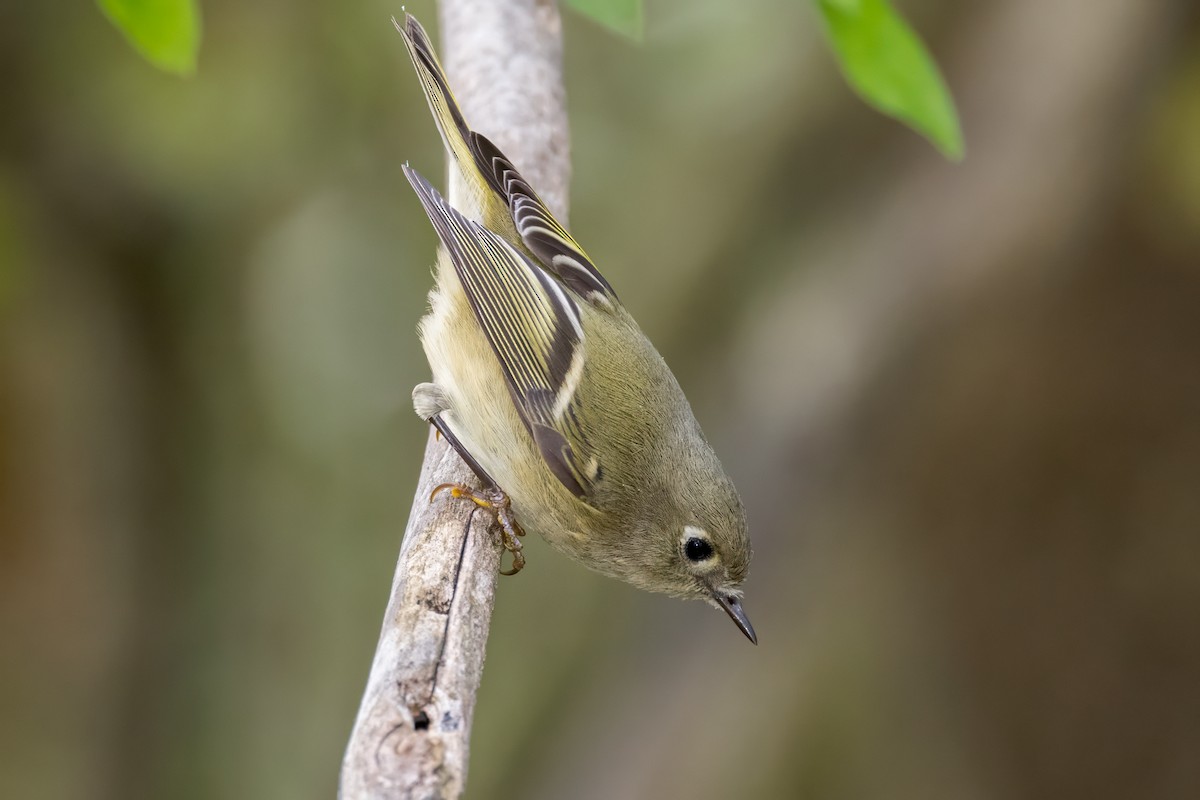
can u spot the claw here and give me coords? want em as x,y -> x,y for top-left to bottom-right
430,482 -> 527,575
499,546 -> 525,576
430,482 -> 496,510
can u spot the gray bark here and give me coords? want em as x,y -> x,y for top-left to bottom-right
339,1 -> 570,797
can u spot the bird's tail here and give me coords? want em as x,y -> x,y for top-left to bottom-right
396,13 -> 494,215
396,12 -> 618,306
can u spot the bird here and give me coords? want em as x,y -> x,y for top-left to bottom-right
396,13 -> 755,643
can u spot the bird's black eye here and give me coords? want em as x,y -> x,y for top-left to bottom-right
684,537 -> 713,562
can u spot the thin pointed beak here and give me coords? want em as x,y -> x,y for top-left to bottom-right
713,592 -> 757,645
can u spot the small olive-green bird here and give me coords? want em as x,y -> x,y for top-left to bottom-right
398,14 -> 755,643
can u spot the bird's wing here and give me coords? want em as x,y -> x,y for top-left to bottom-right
469,131 -> 619,310
406,165 -> 601,500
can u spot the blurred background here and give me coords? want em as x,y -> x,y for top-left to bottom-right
2,0 -> 1199,798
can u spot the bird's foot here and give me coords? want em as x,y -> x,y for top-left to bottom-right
430,483 -> 526,575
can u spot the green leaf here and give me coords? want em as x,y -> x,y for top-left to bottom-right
816,0 -> 964,160
97,0 -> 201,76
566,0 -> 644,42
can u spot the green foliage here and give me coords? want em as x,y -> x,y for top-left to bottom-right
566,0 -> 644,41
569,0 -> 961,158
816,0 -> 963,160
97,0 -> 201,75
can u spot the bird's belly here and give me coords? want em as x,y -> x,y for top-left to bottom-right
419,274 -> 588,551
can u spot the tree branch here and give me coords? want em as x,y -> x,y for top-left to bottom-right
339,2 -> 570,797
